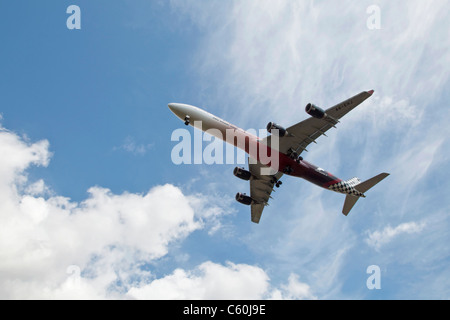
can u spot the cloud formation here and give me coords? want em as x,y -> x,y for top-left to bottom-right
127,261 -> 270,299
113,136 -> 154,155
0,123 -> 199,298
0,121 -> 314,299
127,261 -> 316,300
365,221 -> 426,251
172,0 -> 449,126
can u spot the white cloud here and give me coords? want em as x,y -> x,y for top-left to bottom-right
0,121 -> 309,299
245,187 -> 355,298
269,273 -> 317,300
24,179 -> 51,197
346,95 -> 422,130
365,221 -> 426,251
0,127 -> 51,185
127,261 -> 315,300
127,261 -> 270,300
113,136 -> 153,155
172,0 -> 449,128
0,124 -> 220,299
391,137 -> 445,189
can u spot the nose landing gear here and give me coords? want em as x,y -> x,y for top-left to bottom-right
184,115 -> 190,126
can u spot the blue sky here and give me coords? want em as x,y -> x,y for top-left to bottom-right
0,0 -> 449,299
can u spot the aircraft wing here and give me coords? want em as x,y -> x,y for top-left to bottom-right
264,90 -> 374,156
248,159 -> 283,224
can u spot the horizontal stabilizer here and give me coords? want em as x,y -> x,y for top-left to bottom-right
343,195 -> 359,216
355,173 -> 390,193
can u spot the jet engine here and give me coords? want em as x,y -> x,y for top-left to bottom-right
233,167 -> 252,181
305,103 -> 326,119
235,192 -> 253,206
266,122 -> 287,137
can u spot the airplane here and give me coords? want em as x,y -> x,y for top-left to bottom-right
168,90 -> 389,223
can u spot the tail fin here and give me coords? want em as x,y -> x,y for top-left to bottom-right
342,173 -> 390,216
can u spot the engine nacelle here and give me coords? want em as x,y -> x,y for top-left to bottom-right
305,103 -> 326,119
266,122 -> 287,137
233,167 -> 252,181
235,192 -> 253,206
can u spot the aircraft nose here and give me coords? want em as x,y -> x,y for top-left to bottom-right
168,103 -> 178,112
168,103 -> 182,116
168,103 -> 188,120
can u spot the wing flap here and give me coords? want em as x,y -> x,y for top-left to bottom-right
248,158 -> 283,223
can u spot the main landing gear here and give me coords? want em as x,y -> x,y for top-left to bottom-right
271,178 -> 283,188
287,148 -> 303,164
283,166 -> 294,174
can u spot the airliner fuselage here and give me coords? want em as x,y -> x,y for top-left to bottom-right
168,103 -> 346,192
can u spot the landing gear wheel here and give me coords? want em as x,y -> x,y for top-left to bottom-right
184,115 -> 190,126
294,156 -> 303,164
283,166 -> 293,174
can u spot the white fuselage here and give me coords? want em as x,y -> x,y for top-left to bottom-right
168,103 -> 262,160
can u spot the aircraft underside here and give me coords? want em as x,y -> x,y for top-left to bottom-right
169,89 -> 389,223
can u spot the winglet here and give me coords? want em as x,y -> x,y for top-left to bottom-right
367,90 -> 374,96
